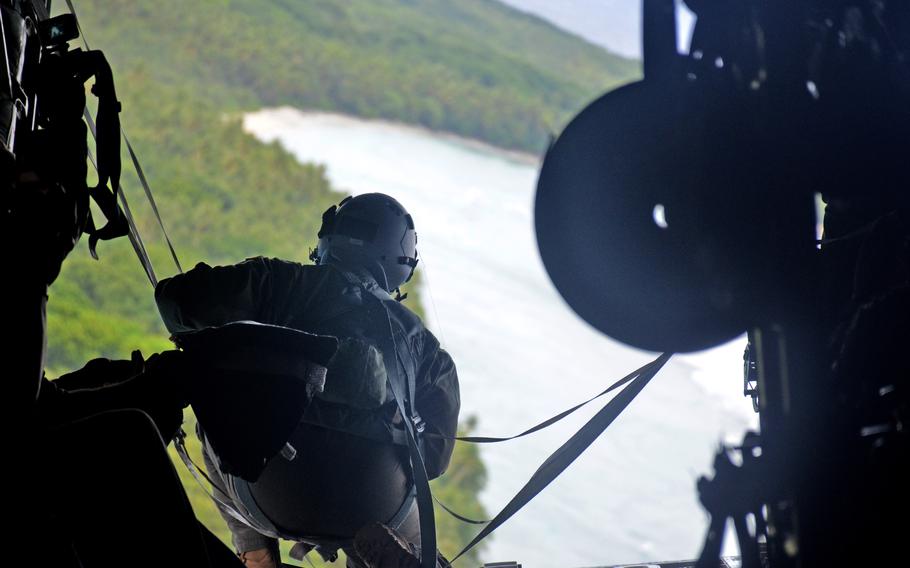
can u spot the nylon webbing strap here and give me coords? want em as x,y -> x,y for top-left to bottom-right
433,494 -> 489,526
447,353 -> 672,565
351,271 -> 436,568
123,132 -> 184,274
378,322 -> 436,568
173,430 -> 256,529
64,0 -> 88,49
401,407 -> 436,568
430,357 -> 666,528
70,0 -> 183,278
87,148 -> 158,286
427,356 -> 665,529
435,357 -> 659,445
29,0 -> 49,20
114,185 -> 158,286
378,313 -> 437,568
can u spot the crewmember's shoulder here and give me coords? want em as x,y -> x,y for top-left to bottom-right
250,256 -> 328,281
385,299 -> 443,353
247,256 -> 306,271
385,298 -> 425,330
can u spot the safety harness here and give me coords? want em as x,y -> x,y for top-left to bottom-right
175,268 -> 436,565
341,268 -> 438,568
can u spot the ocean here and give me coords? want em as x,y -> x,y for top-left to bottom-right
243,108 -> 758,567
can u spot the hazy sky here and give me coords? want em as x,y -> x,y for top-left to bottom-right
496,0 -> 696,59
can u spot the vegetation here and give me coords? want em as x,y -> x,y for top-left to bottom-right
69,0 -> 638,154
45,72 -> 339,374
47,74 -> 483,563
43,0 -> 640,563
46,75 -> 488,565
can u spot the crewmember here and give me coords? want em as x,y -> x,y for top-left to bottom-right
155,193 -> 460,568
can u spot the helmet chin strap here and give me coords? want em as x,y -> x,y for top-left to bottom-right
370,261 -> 392,293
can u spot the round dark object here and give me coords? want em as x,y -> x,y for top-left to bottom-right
249,424 -> 411,539
535,80 -> 759,353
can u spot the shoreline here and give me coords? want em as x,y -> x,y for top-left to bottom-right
243,106 -> 543,168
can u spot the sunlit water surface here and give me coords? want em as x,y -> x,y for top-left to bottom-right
243,109 -> 758,567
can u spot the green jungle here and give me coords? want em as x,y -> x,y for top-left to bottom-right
45,0 -> 639,564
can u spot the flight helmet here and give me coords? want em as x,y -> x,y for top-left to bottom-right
311,193 -> 418,292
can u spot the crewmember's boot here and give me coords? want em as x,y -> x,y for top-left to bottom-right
353,522 -> 421,568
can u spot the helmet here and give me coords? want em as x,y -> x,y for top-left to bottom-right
311,193 -> 418,291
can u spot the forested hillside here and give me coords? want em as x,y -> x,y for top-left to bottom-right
43,0 -> 639,563
47,73 -> 483,564
71,0 -> 638,153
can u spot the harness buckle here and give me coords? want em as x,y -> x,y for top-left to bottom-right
412,414 -> 426,434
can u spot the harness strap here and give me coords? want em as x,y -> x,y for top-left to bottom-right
382,354 -> 436,568
86,148 -> 158,285
433,494 -> 488,526
433,354 -> 663,445
337,268 -> 437,568
426,356 -> 670,529
447,352 -> 671,565
387,485 -> 418,529
67,0 -> 183,278
173,429 -> 259,530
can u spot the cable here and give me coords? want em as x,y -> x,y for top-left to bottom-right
415,254 -> 448,348
87,148 -> 158,285
68,0 -> 184,276
123,131 -> 184,273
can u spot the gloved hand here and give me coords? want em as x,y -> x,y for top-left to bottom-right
52,351 -> 145,391
41,350 -> 190,440
142,349 -> 191,408
138,349 -> 192,440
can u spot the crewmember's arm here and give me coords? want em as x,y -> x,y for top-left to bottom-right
416,347 -> 460,480
154,257 -> 276,334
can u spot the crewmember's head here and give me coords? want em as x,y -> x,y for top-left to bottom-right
311,193 -> 419,292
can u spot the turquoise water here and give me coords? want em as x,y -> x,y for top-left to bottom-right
244,109 -> 757,567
